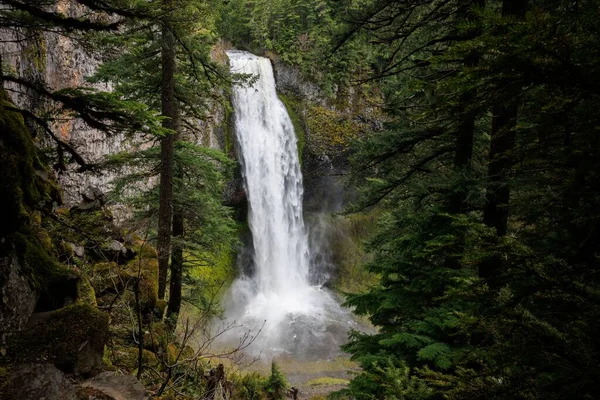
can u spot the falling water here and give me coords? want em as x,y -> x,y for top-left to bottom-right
222,51 -> 356,359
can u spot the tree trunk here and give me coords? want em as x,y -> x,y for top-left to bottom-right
166,190 -> 184,324
479,0 -> 527,282
157,2 -> 177,300
449,0 -> 485,214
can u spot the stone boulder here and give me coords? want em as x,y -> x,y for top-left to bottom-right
80,372 -> 150,400
7,363 -> 78,400
8,304 -> 109,376
0,250 -> 37,345
71,186 -> 107,213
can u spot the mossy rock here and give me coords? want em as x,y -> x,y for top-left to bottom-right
14,229 -> 76,305
143,321 -> 169,352
8,304 -> 109,376
0,91 -> 43,235
0,91 -> 61,237
90,261 -> 120,298
76,275 -> 97,307
123,255 -> 158,312
278,94 -> 306,163
155,299 -> 168,316
109,345 -> 156,373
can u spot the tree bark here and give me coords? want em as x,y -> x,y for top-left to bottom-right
479,0 -> 527,282
449,0 -> 485,214
157,2 -> 177,300
166,190 -> 184,324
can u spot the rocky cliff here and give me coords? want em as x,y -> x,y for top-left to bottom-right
0,3 -> 228,205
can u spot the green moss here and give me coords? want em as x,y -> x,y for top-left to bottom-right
278,94 -> 306,163
187,244 -> 236,302
306,377 -> 349,386
223,100 -> 235,156
23,33 -> 46,75
8,304 -> 109,372
156,299 -> 168,315
14,229 -> 73,293
304,104 -> 360,156
124,252 -> 159,312
76,275 -> 97,307
328,211 -> 380,295
1,90 -> 65,299
0,92 -> 45,235
109,345 -> 156,373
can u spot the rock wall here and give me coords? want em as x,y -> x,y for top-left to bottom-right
0,2 -> 228,205
271,58 -> 383,212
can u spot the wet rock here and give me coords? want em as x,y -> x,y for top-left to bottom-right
7,363 -> 78,400
107,240 -> 126,254
0,248 -> 37,345
67,242 -> 85,258
80,371 -> 150,400
11,304 -> 109,376
72,186 -> 107,213
101,240 -> 134,265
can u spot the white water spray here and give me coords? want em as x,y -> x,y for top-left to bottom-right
223,51 -> 354,359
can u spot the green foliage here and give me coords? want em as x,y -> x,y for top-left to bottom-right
108,140 -> 238,310
333,360 -> 433,400
325,211 -> 379,294
337,1 -> 600,399
231,362 -> 290,400
216,0 -> 375,91
234,372 -> 269,400
264,362 -> 289,400
90,0 -> 231,127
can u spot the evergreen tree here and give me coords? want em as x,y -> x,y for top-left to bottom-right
338,0 -> 600,398
92,0 -> 237,323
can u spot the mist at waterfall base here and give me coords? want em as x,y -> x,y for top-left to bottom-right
215,51 -> 360,361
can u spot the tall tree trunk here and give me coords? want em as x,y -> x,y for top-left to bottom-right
167,166 -> 184,325
479,0 -> 527,282
157,2 -> 177,300
449,0 -> 485,214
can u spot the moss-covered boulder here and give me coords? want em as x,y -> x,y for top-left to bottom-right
108,345 -> 156,373
122,242 -> 158,313
8,304 -> 109,376
0,90 -> 60,236
0,90 -> 71,340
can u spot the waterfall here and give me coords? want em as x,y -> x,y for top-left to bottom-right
221,51 -> 355,359
229,50 -> 310,300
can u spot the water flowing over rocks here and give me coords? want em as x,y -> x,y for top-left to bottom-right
218,51 -> 358,360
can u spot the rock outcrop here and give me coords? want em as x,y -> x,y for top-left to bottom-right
80,372 -> 150,400
0,251 -> 37,345
6,363 -> 78,400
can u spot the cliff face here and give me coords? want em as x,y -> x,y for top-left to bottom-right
271,58 -> 383,213
0,1 -> 114,204
0,2 -> 228,205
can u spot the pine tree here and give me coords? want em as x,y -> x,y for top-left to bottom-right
338,0 -> 600,398
92,0 -> 236,323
